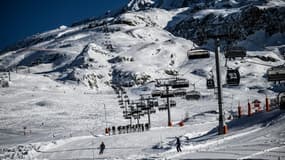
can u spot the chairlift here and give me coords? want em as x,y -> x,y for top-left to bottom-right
132,110 -> 142,114
150,108 -> 156,114
128,106 -> 135,111
124,116 -> 132,119
133,115 -> 140,119
158,105 -> 168,111
151,90 -> 162,97
153,100 -> 159,107
185,90 -> 201,100
225,46 -> 246,59
148,99 -> 159,107
206,78 -> 215,89
226,68 -> 240,86
169,100 -> 176,107
173,89 -> 187,96
123,111 -> 130,114
137,102 -> 146,108
267,66 -> 285,82
160,90 -> 175,98
171,78 -> 189,88
141,106 -> 150,111
187,48 -> 210,60
120,105 -> 125,109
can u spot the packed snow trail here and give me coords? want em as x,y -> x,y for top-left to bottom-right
34,123 -> 214,159
172,110 -> 285,160
28,110 -> 285,160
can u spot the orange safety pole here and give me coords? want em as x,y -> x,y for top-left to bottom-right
223,125 -> 228,134
238,102 -> 242,118
248,100 -> 252,116
266,96 -> 270,112
178,121 -> 184,127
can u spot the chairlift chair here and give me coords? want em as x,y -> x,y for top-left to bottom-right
160,90 -> 175,98
206,78 -> 215,89
124,116 -> 132,119
225,46 -> 246,59
267,66 -> 285,81
171,79 -> 189,88
153,100 -> 159,107
169,100 -> 176,107
185,90 -> 201,100
123,111 -> 129,114
148,101 -> 154,107
173,89 -> 187,96
151,90 -> 162,97
149,99 -> 159,107
187,48 -> 210,60
226,68 -> 240,86
150,108 -> 156,114
158,105 -> 168,111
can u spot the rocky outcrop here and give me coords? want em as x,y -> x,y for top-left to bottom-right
169,5 -> 285,45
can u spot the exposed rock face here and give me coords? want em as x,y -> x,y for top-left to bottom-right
169,5 -> 285,45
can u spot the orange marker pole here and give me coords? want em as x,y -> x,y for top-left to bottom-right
223,125 -> 228,134
266,97 -> 270,112
248,100 -> 252,116
238,102 -> 242,118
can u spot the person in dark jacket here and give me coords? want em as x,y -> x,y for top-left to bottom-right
176,137 -> 182,152
99,142 -> 105,155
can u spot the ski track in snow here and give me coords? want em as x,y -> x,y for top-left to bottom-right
161,127 -> 263,159
237,145 -> 285,160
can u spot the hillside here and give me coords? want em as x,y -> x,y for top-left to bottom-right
0,0 -> 285,159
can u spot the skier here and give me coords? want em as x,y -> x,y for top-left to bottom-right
99,141 -> 105,155
176,137 -> 182,152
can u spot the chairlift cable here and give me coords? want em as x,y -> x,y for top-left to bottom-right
244,60 -> 275,67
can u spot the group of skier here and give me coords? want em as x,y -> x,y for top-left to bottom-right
97,137 -> 182,156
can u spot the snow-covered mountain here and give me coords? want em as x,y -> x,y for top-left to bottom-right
0,0 -> 285,159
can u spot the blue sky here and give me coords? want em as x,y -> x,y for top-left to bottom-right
0,0 -> 129,50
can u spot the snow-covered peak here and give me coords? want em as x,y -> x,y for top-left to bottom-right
126,0 -> 270,11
